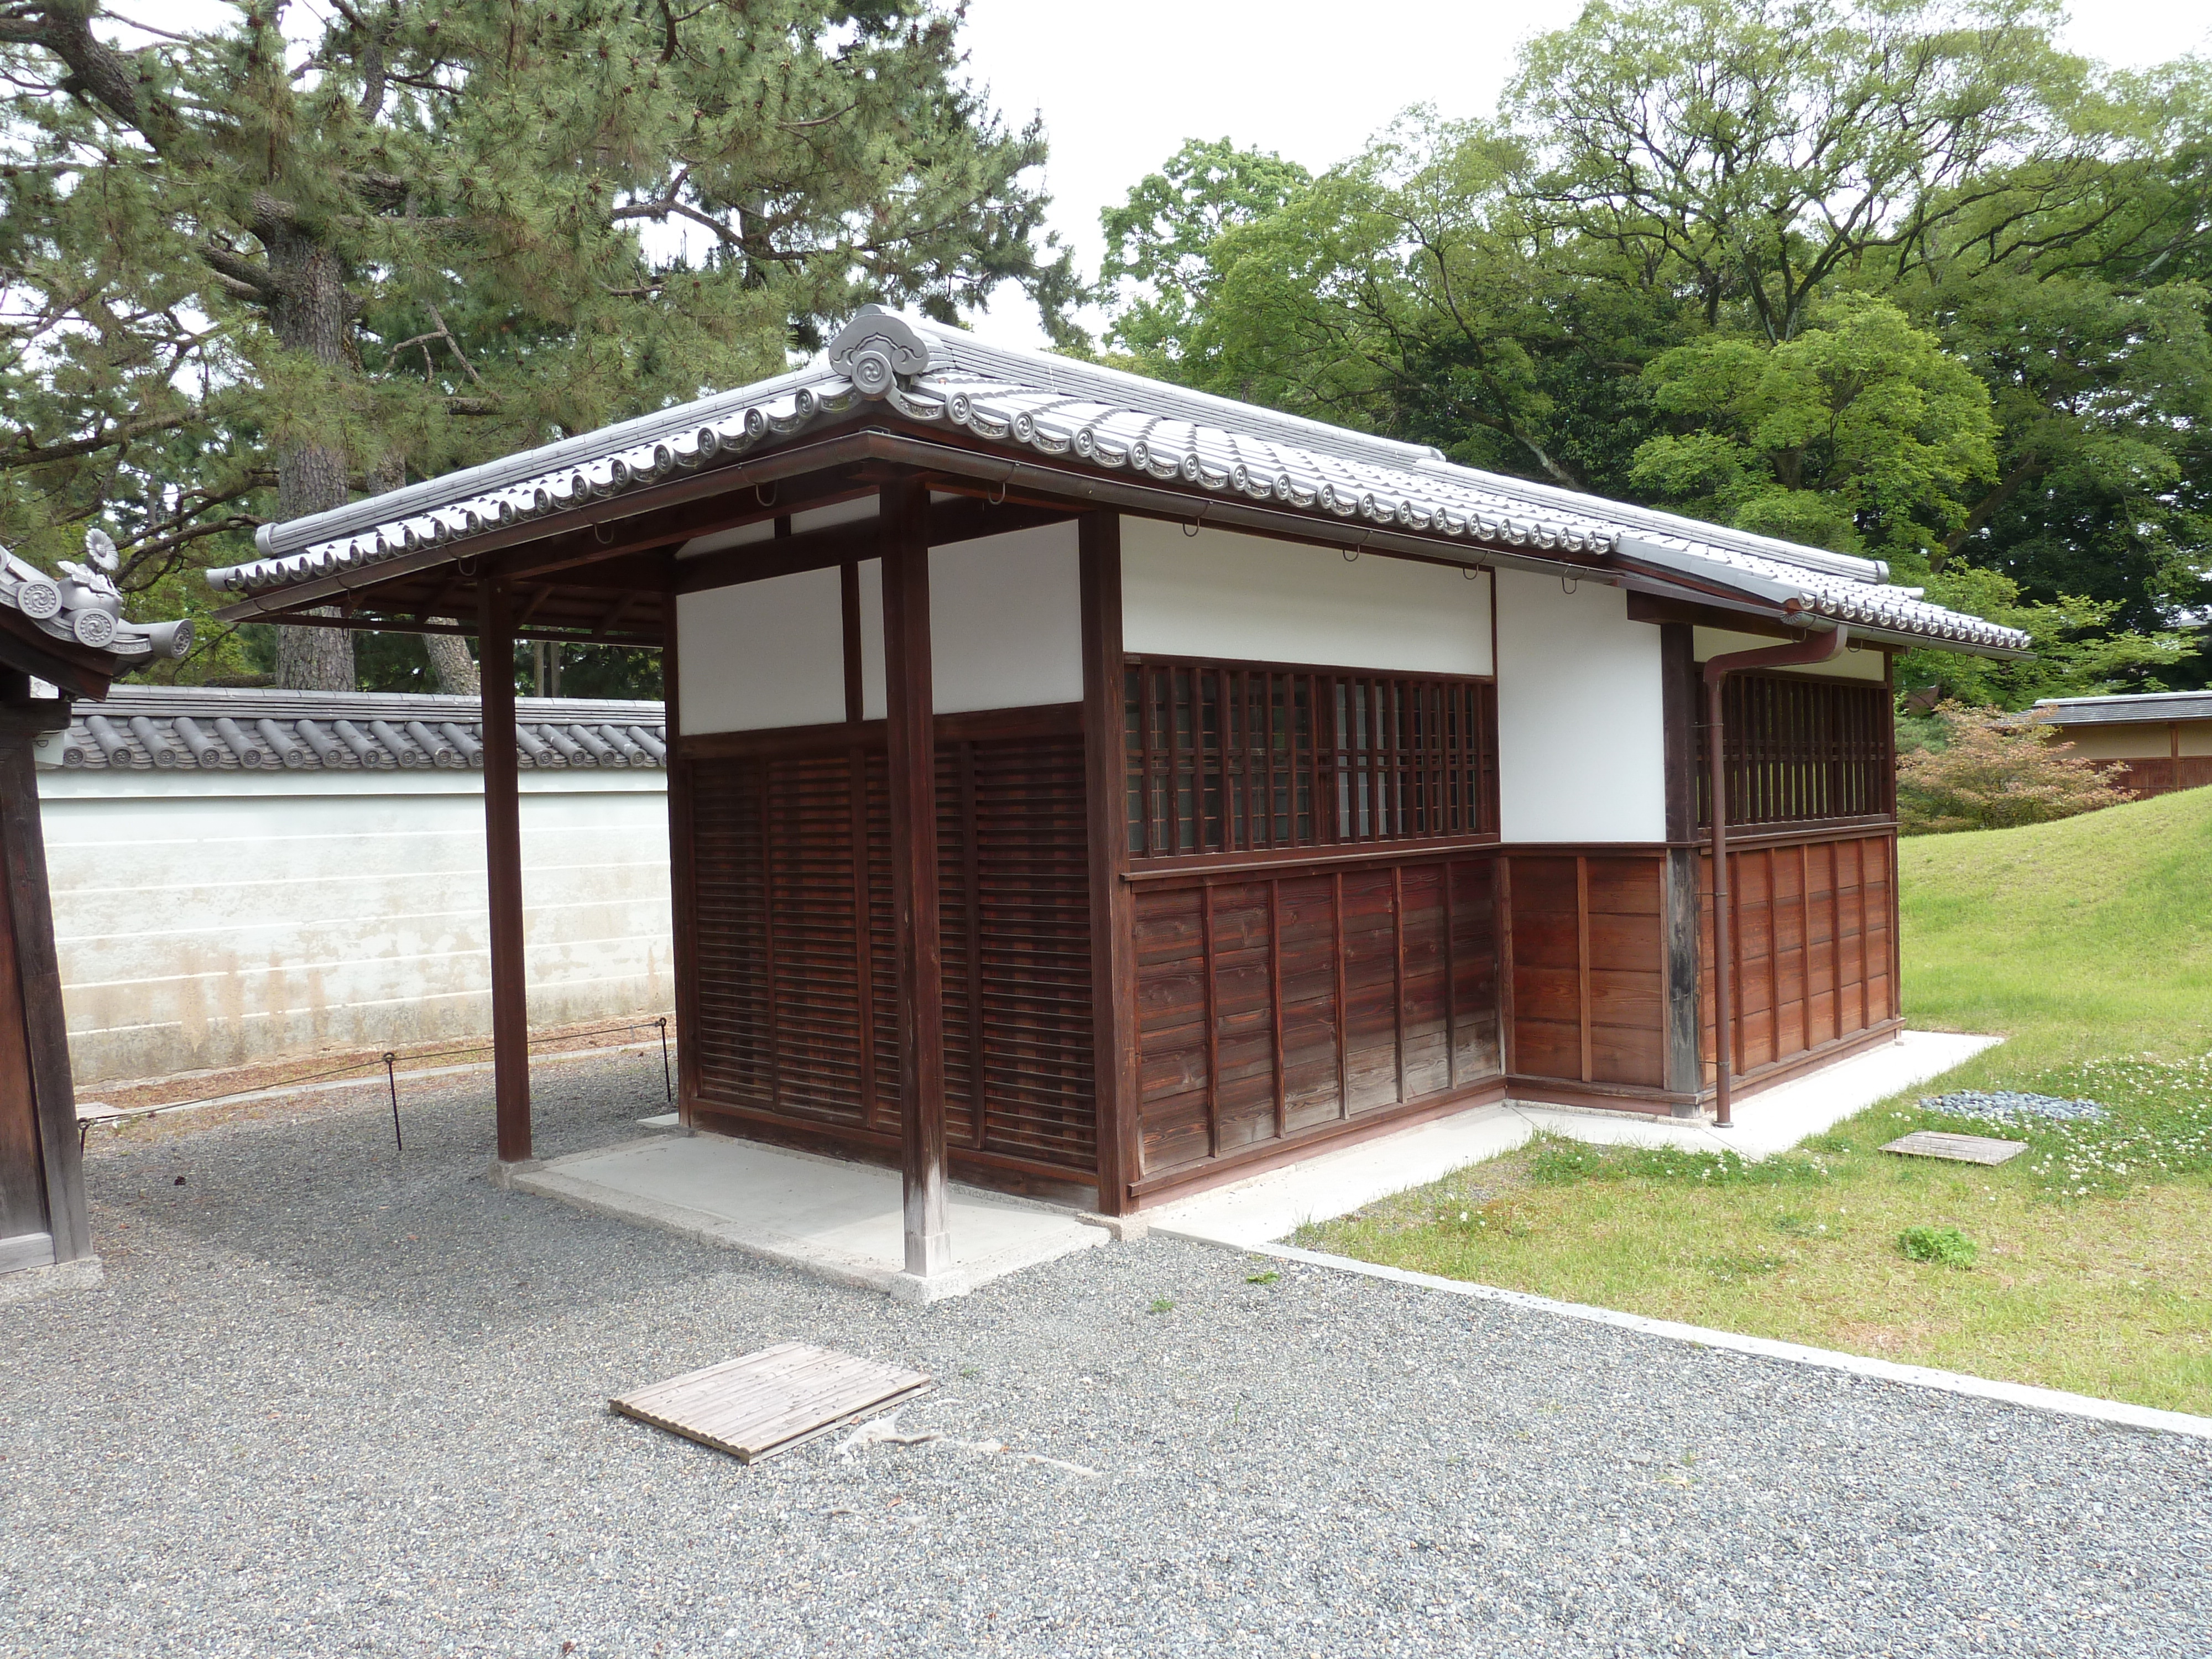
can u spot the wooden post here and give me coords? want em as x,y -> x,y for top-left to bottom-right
479,583 -> 531,1165
1705,671 -> 1735,1128
661,585 -> 702,1128
1657,623 -> 1703,1111
880,479 -> 950,1279
1079,512 -> 1139,1213
0,698 -> 88,1264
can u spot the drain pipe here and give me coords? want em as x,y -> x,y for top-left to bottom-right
1703,624 -> 1851,1128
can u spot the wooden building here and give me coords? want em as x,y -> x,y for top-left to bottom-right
208,308 -> 2027,1292
2034,691 -> 2212,799
1,534 -> 191,1296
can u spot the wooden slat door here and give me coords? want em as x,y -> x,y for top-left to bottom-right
689,722 -> 1097,1182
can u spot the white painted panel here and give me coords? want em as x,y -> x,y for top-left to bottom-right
1694,627 -> 1888,682
676,566 -> 844,733
852,529 -> 1082,717
857,557 -> 885,721
791,496 -> 878,533
1120,518 -> 1491,675
930,521 -> 1083,713
39,772 -> 671,1084
1495,570 -> 1665,843
676,517 -> 774,559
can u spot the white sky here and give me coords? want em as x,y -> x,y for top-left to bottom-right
128,0 -> 2212,354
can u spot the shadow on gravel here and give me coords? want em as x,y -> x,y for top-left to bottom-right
82,1050 -> 814,1340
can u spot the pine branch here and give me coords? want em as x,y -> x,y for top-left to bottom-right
0,409 -> 192,469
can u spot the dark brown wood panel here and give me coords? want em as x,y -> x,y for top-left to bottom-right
1502,852 -> 1668,1091
1132,849 -> 1501,1188
1700,831 -> 1895,1086
687,722 -> 1097,1179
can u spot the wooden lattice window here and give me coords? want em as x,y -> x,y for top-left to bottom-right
1124,658 -> 1498,860
1695,672 -> 1893,828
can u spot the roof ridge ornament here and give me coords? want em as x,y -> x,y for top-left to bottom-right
828,305 -> 931,398
3,529 -> 192,662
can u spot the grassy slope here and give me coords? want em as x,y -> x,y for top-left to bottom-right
1305,787 -> 2212,1412
1896,785 -> 2212,1068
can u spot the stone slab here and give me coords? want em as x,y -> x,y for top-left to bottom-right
1149,1030 -> 2004,1249
509,1131 -> 1103,1300
1882,1130 -> 2030,1165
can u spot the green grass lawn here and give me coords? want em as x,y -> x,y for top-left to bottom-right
1301,787 -> 2212,1413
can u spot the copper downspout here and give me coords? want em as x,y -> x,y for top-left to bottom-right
1701,625 -> 1851,1128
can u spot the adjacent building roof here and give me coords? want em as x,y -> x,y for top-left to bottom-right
42,686 -> 667,773
2,531 -> 193,699
207,307 -> 2030,658
2034,690 -> 2212,726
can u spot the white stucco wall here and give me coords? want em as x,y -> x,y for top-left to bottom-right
681,516 -> 1083,728
1694,626 -> 1888,682
1494,570 -> 1666,843
38,768 -> 672,1084
676,566 -> 845,734
1120,518 -> 1493,675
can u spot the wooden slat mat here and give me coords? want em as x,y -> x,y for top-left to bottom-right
1881,1130 -> 2029,1166
612,1343 -> 931,1463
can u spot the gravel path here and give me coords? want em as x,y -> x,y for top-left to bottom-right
6,1051 -> 2209,1658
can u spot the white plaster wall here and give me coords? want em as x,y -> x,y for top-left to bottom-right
1120,518 -> 1492,675
929,520 -> 1083,714
676,566 -> 844,733
38,769 -> 671,1084
852,521 -> 1082,718
1494,570 -> 1666,843
1694,626 -> 1888,682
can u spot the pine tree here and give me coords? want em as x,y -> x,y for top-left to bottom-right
0,2 -> 1078,687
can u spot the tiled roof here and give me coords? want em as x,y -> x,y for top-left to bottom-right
44,686 -> 666,773
2033,690 -> 2212,726
207,308 -> 2030,658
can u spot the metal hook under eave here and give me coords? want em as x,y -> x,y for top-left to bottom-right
1561,571 -> 1579,594
985,479 -> 1008,507
592,519 -> 615,545
754,482 -> 778,508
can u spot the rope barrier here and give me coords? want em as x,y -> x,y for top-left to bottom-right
82,1013 -> 678,1135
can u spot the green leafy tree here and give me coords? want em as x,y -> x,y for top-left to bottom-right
1628,295 -> 2000,560
1896,701 -> 2131,833
1099,136 -> 1311,369
0,1 -> 1077,688
1099,0 -> 2212,698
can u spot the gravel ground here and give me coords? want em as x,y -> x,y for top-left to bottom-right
6,1051 -> 2210,1658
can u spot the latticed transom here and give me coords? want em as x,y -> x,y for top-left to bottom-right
1124,658 -> 1499,860
1695,672 -> 1894,828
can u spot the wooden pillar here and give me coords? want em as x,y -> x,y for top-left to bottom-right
880,479 -> 950,1279
661,582 -> 701,1128
0,696 -> 88,1265
478,584 -> 531,1164
1657,623 -> 1704,1111
1079,513 -> 1139,1213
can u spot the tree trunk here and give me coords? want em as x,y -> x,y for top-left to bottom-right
424,630 -> 481,695
266,214 -> 357,692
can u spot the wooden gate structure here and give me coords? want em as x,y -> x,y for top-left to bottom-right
0,536 -> 191,1296
208,307 -> 2028,1292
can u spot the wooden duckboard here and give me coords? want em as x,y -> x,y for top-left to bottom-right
612,1342 -> 931,1464
1881,1130 -> 2028,1166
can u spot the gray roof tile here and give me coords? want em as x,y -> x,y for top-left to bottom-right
207,308 -> 2029,657
43,686 -> 667,773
